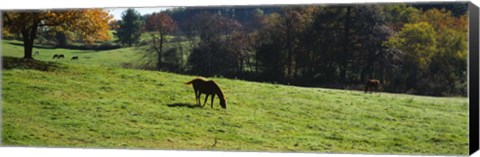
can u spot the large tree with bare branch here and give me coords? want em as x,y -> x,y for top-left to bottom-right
145,12 -> 177,70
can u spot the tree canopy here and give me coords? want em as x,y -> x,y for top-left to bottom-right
2,3 -> 468,96
159,3 -> 468,96
3,9 -> 112,58
115,8 -> 143,47
144,12 -> 177,70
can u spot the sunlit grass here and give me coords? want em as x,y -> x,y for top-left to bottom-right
1,39 -> 469,155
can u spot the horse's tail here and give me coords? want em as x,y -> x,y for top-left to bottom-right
185,80 -> 194,85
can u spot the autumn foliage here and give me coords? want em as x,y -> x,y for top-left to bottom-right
74,9 -> 113,43
144,12 -> 177,70
3,9 -> 112,58
164,5 -> 467,96
1,4 -> 469,96
145,12 -> 176,33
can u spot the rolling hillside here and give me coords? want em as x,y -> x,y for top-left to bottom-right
1,40 -> 469,155
1,40 -> 143,68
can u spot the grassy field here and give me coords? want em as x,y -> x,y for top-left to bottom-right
2,40 -> 143,68
1,39 -> 469,155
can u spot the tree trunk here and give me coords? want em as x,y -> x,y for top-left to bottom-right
246,54 -> 253,73
340,6 -> 352,84
22,20 -> 39,59
55,32 -> 68,48
255,51 -> 259,73
239,56 -> 244,74
293,57 -> 298,80
22,30 -> 33,59
285,21 -> 293,80
157,34 -> 165,70
363,52 -> 379,83
339,65 -> 346,83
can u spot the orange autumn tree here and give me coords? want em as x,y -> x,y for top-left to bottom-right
3,9 -> 112,59
73,9 -> 113,44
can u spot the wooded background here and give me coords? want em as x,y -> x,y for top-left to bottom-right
3,3 -> 468,96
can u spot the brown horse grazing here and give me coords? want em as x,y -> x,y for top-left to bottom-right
365,79 -> 381,93
186,78 -> 227,109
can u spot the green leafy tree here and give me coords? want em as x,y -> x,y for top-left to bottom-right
254,7 -> 318,82
187,12 -> 242,76
302,5 -> 393,84
386,22 -> 437,92
421,10 -> 467,95
115,8 -> 143,47
383,4 -> 423,31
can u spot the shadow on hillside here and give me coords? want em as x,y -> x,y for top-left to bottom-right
7,41 -> 122,51
2,56 -> 63,71
8,42 -> 56,49
167,103 -> 202,109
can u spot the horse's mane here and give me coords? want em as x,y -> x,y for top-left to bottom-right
185,77 -> 208,84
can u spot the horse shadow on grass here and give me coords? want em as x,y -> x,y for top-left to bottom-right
167,103 -> 202,109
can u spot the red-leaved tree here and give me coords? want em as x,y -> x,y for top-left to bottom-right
145,12 -> 176,70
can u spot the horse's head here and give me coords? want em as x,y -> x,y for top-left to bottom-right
220,99 -> 227,109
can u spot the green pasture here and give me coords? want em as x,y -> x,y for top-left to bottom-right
1,39 -> 469,155
2,40 -> 143,68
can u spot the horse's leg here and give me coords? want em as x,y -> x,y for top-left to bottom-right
203,94 -> 209,107
194,90 -> 197,105
196,91 -> 202,106
194,90 -> 199,105
210,94 -> 215,108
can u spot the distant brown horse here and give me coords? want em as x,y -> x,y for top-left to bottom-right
365,79 -> 381,93
186,77 -> 227,109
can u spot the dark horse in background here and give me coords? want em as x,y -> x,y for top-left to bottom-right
365,79 -> 381,93
186,77 -> 227,109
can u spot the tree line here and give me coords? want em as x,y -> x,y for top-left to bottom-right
116,3 -> 466,96
3,3 -> 468,96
